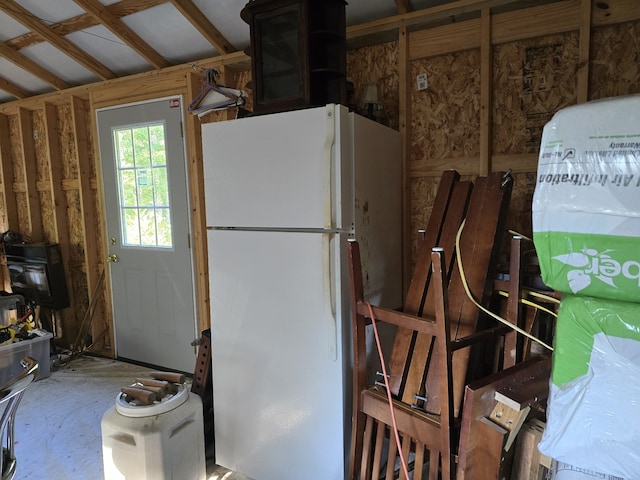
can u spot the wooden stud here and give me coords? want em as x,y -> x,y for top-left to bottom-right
185,72 -> 210,336
577,0 -> 592,103
70,96 -> 103,349
42,102 -> 75,333
398,26 -> 411,297
17,107 -> 43,240
480,8 -> 492,176
0,113 -> 18,231
86,94 -> 115,353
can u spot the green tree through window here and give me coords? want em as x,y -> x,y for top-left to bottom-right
113,122 -> 172,248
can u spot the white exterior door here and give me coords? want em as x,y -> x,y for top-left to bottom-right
97,97 -> 197,373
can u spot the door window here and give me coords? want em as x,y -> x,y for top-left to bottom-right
112,123 -> 172,248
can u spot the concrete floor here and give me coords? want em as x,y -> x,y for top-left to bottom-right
11,353 -> 250,480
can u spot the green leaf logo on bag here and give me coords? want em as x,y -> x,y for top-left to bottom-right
553,249 -> 622,293
535,232 -> 640,303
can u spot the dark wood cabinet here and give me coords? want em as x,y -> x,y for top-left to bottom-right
241,0 -> 347,115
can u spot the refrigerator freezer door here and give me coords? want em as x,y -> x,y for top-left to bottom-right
208,229 -> 348,480
202,105 -> 348,230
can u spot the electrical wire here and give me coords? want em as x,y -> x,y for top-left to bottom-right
366,301 -> 411,480
456,219 -> 554,352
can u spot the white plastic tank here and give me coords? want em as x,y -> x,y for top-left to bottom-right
101,385 -> 206,480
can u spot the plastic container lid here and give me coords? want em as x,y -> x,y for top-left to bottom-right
115,384 -> 189,417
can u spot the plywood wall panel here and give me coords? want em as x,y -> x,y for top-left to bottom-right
347,41 -> 400,130
589,22 -> 640,100
492,32 -> 579,157
410,49 -> 481,164
8,116 -> 23,183
58,104 -> 79,181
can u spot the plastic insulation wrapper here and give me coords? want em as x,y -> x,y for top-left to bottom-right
538,294 -> 640,479
532,94 -> 640,303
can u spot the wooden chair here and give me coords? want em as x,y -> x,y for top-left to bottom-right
347,170 -> 513,480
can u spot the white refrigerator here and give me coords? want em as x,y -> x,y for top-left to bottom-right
202,104 -> 402,480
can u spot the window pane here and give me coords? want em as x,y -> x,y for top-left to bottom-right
120,170 -> 137,206
137,169 -> 155,207
123,208 -> 140,245
133,127 -> 151,167
139,208 -> 157,245
149,125 -> 166,166
156,208 -> 172,247
115,130 -> 134,168
153,167 -> 169,206
113,122 -> 173,249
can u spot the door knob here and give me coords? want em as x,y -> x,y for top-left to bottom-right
107,253 -> 119,263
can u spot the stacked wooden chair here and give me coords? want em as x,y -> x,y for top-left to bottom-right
347,170 -> 516,479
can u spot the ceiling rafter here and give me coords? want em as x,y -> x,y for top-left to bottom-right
347,0 -> 523,39
0,76 -> 27,99
0,0 -> 116,80
5,0 -> 166,51
168,0 -> 235,55
72,0 -> 170,70
395,0 -> 412,14
0,43 -> 70,90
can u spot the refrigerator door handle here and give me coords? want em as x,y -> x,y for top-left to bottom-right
323,105 -> 336,230
323,233 -> 337,361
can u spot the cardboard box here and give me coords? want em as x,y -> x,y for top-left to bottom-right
0,332 -> 52,385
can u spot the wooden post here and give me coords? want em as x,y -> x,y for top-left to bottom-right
43,102 -> 74,302
399,26 -> 411,296
0,113 -> 18,231
0,113 -> 17,291
577,0 -> 592,103
70,96 -> 104,350
17,107 -> 43,240
185,71 -> 210,335
480,8 -> 492,175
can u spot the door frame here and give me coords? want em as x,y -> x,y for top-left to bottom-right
95,94 -> 198,363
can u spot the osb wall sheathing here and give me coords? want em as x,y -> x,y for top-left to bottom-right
346,16 -> 640,272
589,21 -> 640,100
33,110 -> 57,242
407,50 -> 480,265
493,32 -> 579,237
347,41 -> 400,130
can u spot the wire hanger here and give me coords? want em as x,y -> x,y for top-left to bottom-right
188,68 -> 247,117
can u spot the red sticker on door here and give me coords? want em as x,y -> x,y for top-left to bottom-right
169,98 -> 180,108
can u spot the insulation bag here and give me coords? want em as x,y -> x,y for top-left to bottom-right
532,94 -> 640,303
538,294 -> 640,478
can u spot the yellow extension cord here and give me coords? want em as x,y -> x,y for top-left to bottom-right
456,220 -> 555,352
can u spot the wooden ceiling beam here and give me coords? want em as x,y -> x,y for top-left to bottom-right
0,76 -> 29,99
168,0 -> 235,54
72,0 -> 170,69
395,0 -> 412,14
5,0 -> 166,51
0,43 -> 70,90
0,0 -> 116,80
347,0 -> 523,40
